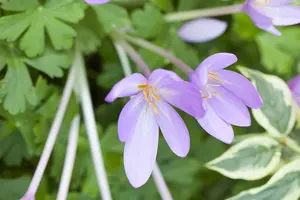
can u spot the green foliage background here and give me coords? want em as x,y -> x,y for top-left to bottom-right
0,0 -> 299,199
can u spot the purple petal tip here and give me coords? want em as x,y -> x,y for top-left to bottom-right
85,0 -> 110,4
178,18 -> 228,43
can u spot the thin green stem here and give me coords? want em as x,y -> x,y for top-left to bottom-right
285,137 -> 300,155
165,4 -> 244,22
75,46 -> 112,200
57,115 -> 80,200
114,42 -> 132,76
123,34 -> 193,74
21,58 -> 78,200
117,40 -> 151,77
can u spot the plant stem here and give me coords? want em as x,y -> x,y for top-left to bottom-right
114,42 -> 132,76
57,115 -> 80,200
153,163 -> 173,200
76,47 -> 112,200
117,40 -> 151,77
21,61 -> 77,200
115,42 -> 174,200
285,137 -> 300,155
123,34 -> 193,74
165,4 -> 243,22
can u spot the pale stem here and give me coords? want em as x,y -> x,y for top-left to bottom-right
114,42 -> 132,76
117,40 -> 151,77
123,35 -> 193,74
165,4 -> 244,22
153,163 -> 173,200
76,48 -> 112,200
114,42 -> 173,200
21,61 -> 78,200
57,115 -> 80,200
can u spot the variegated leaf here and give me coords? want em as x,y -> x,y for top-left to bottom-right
206,136 -> 281,180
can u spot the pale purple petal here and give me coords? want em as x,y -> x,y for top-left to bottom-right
217,70 -> 263,109
178,18 -> 228,43
189,65 -> 209,89
267,0 -> 293,6
155,100 -> 190,157
265,6 -> 300,26
160,81 -> 205,118
148,69 -> 183,88
105,73 -> 147,102
245,4 -> 281,36
118,94 -> 146,142
288,75 -> 300,106
85,0 -> 110,4
197,102 -> 234,144
288,75 -> 300,93
207,87 -> 251,127
124,105 -> 159,188
196,53 -> 238,72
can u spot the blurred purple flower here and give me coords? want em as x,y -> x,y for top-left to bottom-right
105,69 -> 204,188
288,75 -> 300,107
178,18 -> 228,43
243,0 -> 300,36
84,0 -> 109,4
189,53 -> 263,144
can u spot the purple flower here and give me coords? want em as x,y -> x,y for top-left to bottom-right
189,53 -> 263,144
84,0 -> 110,4
288,75 -> 300,107
243,0 -> 300,36
178,18 -> 228,43
105,69 -> 204,187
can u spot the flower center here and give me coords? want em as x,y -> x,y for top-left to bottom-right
200,84 -> 222,99
200,72 -> 225,99
138,84 -> 160,114
208,72 -> 225,85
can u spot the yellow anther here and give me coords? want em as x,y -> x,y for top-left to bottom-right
209,76 -> 224,85
138,84 -> 148,89
208,72 -> 218,76
150,88 -> 160,101
139,84 -> 160,114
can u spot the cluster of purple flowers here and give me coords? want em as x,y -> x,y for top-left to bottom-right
105,53 -> 263,187
84,0 -> 300,188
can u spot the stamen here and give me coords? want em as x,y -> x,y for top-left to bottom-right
148,101 -> 159,115
140,85 -> 160,114
151,88 -> 161,101
138,84 -> 148,89
208,72 -> 218,76
209,76 -> 224,84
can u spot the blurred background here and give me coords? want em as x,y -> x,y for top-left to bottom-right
0,0 -> 299,199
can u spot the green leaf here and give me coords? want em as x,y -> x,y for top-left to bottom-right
92,4 -> 131,34
131,4 -> 165,39
233,13 -> 259,40
0,0 -> 85,57
0,132 -> 29,166
228,159 -> 300,200
0,176 -> 30,200
207,136 -> 281,180
25,48 -> 71,78
75,8 -> 103,55
239,67 -> 296,137
102,124 -> 124,153
162,159 -> 201,184
256,28 -> 300,74
151,0 -> 174,12
0,42 -> 71,114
